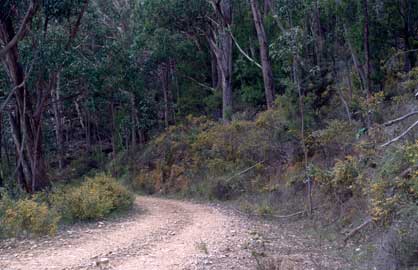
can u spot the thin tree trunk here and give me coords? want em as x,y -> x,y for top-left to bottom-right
250,0 -> 275,109
293,54 -> 313,216
51,72 -> 65,169
363,0 -> 372,129
110,100 -> 117,159
161,62 -> 175,128
399,0 -> 411,72
311,0 -> 325,70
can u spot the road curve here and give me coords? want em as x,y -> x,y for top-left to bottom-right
0,196 -> 257,270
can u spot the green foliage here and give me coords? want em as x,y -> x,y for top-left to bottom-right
371,142 -> 418,224
125,111 -> 291,199
50,174 -> 134,221
312,156 -> 363,202
0,195 -> 60,237
0,174 -> 133,237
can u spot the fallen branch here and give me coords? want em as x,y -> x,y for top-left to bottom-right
383,111 -> 418,127
225,160 -> 265,183
230,205 -> 320,220
344,217 -> 372,243
381,119 -> 418,147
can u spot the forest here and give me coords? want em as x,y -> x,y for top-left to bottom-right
0,0 -> 418,269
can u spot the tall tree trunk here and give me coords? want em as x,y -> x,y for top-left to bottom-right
250,0 -> 275,109
220,43 -> 233,121
219,0 -> 233,121
363,0 -> 372,129
209,0 -> 233,122
0,15 -> 49,192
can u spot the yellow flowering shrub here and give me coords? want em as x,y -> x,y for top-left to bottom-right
50,174 -> 134,221
0,197 -> 60,237
370,141 -> 418,223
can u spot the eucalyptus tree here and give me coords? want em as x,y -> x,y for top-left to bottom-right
0,0 -> 89,192
249,0 -> 275,109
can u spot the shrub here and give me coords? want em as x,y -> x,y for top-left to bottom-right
50,174 -> 134,221
0,196 -> 60,237
311,120 -> 356,158
313,156 -> 363,202
371,142 -> 418,224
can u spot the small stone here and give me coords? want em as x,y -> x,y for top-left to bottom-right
95,257 -> 110,266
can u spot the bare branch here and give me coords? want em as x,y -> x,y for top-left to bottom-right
182,74 -> 217,92
344,217 -> 372,243
381,119 -> 418,147
227,27 -> 262,70
383,110 -> 418,127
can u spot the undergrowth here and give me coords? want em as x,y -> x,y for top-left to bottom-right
0,174 -> 133,238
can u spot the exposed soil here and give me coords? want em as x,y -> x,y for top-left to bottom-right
0,196 -> 346,270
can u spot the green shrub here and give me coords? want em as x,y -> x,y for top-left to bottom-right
0,196 -> 60,237
50,174 -> 134,221
371,142 -> 418,224
313,156 -> 363,202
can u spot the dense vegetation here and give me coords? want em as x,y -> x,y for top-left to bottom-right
1,0 -> 418,268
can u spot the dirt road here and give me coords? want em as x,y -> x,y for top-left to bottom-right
0,196 -> 345,270
0,197 -> 259,270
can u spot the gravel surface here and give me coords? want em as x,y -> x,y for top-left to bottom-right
0,196 -> 346,270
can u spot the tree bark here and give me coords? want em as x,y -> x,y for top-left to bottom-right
0,13 -> 49,192
209,0 -> 233,122
210,49 -> 219,89
250,0 -> 276,109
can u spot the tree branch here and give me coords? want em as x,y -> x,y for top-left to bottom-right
227,27 -> 262,70
381,119 -> 418,147
383,111 -> 418,127
0,0 -> 39,58
65,0 -> 90,50
344,217 -> 372,243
